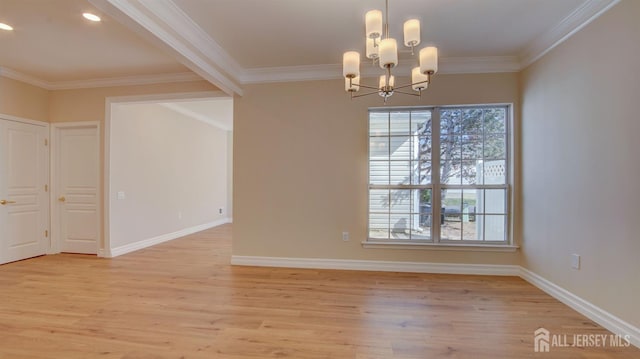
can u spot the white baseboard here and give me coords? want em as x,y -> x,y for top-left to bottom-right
230,255 -> 520,276
230,255 -> 638,348
519,267 -> 640,348
109,218 -> 231,258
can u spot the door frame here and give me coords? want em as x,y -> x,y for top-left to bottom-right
0,112 -> 50,259
104,91 -> 226,257
50,122 -> 101,254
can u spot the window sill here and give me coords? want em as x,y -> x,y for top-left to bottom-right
362,240 -> 519,252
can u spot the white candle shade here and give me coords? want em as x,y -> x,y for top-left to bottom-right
366,38 -> 379,59
342,51 -> 360,78
345,76 -> 360,92
411,67 -> 429,91
365,10 -> 382,39
419,46 -> 438,74
379,38 -> 398,68
403,19 -> 420,47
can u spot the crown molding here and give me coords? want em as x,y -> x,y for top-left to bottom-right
519,0 -> 621,68
48,72 -> 202,90
239,56 -> 521,84
0,67 -> 51,89
0,67 -> 203,90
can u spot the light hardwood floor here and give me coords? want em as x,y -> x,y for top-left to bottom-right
0,224 -> 637,358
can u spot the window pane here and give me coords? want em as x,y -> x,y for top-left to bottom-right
440,135 -> 462,160
484,215 -> 506,241
389,190 -> 411,213
441,220 -> 461,240
484,134 -> 506,160
484,189 -> 506,214
390,136 -> 411,160
411,111 -> 432,136
483,159 -> 506,185
461,108 -> 483,134
369,189 -> 389,213
440,159 -> 461,185
390,213 -> 411,239
484,108 -> 506,133
369,212 -> 389,239
461,135 -> 482,160
440,109 -> 461,135
369,161 -> 389,185
390,161 -> 411,185
461,160 -> 479,185
370,112 -> 389,136
369,137 -> 388,160
390,112 -> 410,135
462,215 -> 481,241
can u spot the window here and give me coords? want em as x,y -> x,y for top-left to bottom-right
368,106 -> 510,246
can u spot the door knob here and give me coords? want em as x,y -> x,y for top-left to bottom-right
0,199 -> 16,205
58,196 -> 66,202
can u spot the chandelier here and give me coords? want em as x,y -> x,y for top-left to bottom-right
342,0 -> 438,102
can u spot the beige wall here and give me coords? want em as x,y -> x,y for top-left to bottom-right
233,73 -> 521,264
520,0 -> 640,327
0,77 -> 49,122
110,103 -> 229,249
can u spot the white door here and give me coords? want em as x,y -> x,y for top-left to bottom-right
54,126 -> 99,254
0,118 -> 49,265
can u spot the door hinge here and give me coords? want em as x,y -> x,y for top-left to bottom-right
44,139 -> 48,146
45,230 -> 48,238
44,184 -> 48,192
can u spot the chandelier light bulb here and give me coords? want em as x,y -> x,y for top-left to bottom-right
411,67 -> 429,91
419,46 -> 439,75
365,10 -> 383,39
379,38 -> 398,69
345,76 -> 360,92
403,19 -> 420,47
342,51 -> 361,78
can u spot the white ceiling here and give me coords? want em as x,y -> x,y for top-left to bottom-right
0,0 -> 620,94
0,0 -> 188,82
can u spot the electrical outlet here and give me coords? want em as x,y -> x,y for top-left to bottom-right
178,211 -> 182,220
342,232 -> 349,241
571,254 -> 581,270
219,208 -> 223,215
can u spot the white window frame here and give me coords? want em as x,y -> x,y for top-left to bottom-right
364,104 -> 518,251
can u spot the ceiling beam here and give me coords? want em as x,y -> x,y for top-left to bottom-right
90,0 -> 243,96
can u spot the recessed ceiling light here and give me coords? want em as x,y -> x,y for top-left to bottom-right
82,13 -> 101,22
0,22 -> 13,31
